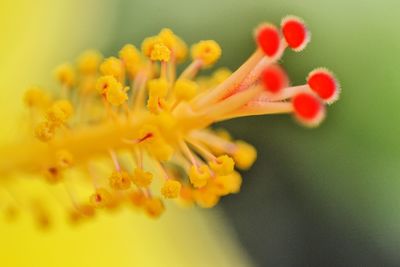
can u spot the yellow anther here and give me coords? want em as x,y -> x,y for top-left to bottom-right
175,38 -> 189,63
179,186 -> 194,204
148,78 -> 169,98
150,43 -> 171,62
147,78 -> 169,113
161,179 -> 182,199
77,50 -> 102,75
158,28 -> 188,62
100,57 -> 124,81
89,188 -> 112,208
189,164 -> 211,188
173,78 -> 198,101
79,75 -> 97,94
144,197 -> 165,218
191,40 -> 222,67
55,150 -> 74,169
96,75 -> 128,106
232,141 -> 257,170
212,67 -> 232,84
44,166 -> 62,184
119,44 -> 141,65
109,170 -> 131,190
76,204 -> 96,218
104,196 -> 121,211
119,44 -> 142,78
128,190 -> 146,207
141,36 -> 162,58
158,28 -> 177,50
35,121 -> 55,142
209,154 -> 235,175
23,86 -> 51,109
132,168 -> 153,187
46,100 -> 74,126
194,189 -> 219,208
69,203 -> 96,224
54,63 -> 76,87
95,75 -> 118,95
213,171 -> 242,196
31,202 -> 52,230
106,84 -> 129,106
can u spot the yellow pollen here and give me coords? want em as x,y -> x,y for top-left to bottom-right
209,154 -> 235,175
132,168 -> 153,187
23,86 -> 51,109
141,36 -> 162,58
109,170 -> 132,190
128,191 -> 147,207
100,57 -> 124,81
214,172 -> 242,195
90,188 -> 112,208
191,40 -> 222,67
119,44 -> 142,78
150,43 -> 171,62
77,50 -> 102,75
144,197 -> 165,218
96,75 -> 118,95
232,141 -> 257,170
106,85 -> 129,106
158,28 -> 188,62
189,165 -> 212,188
34,121 -> 55,142
194,189 -> 219,208
54,63 -> 76,87
147,78 -> 170,114
161,179 -> 182,198
45,100 -> 74,126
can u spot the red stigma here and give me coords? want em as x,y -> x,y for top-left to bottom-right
261,65 -> 288,93
292,93 -> 324,126
256,24 -> 281,57
307,69 -> 338,104
281,16 -> 309,51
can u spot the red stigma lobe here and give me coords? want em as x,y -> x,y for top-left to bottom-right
282,16 -> 309,51
307,69 -> 338,103
292,93 -> 323,124
256,24 -> 281,57
261,65 -> 288,93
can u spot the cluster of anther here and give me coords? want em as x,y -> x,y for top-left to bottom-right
1,15 -> 339,227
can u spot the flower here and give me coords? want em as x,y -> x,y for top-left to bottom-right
0,15 -> 340,226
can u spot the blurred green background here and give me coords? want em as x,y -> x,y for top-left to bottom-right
1,0 -> 400,266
